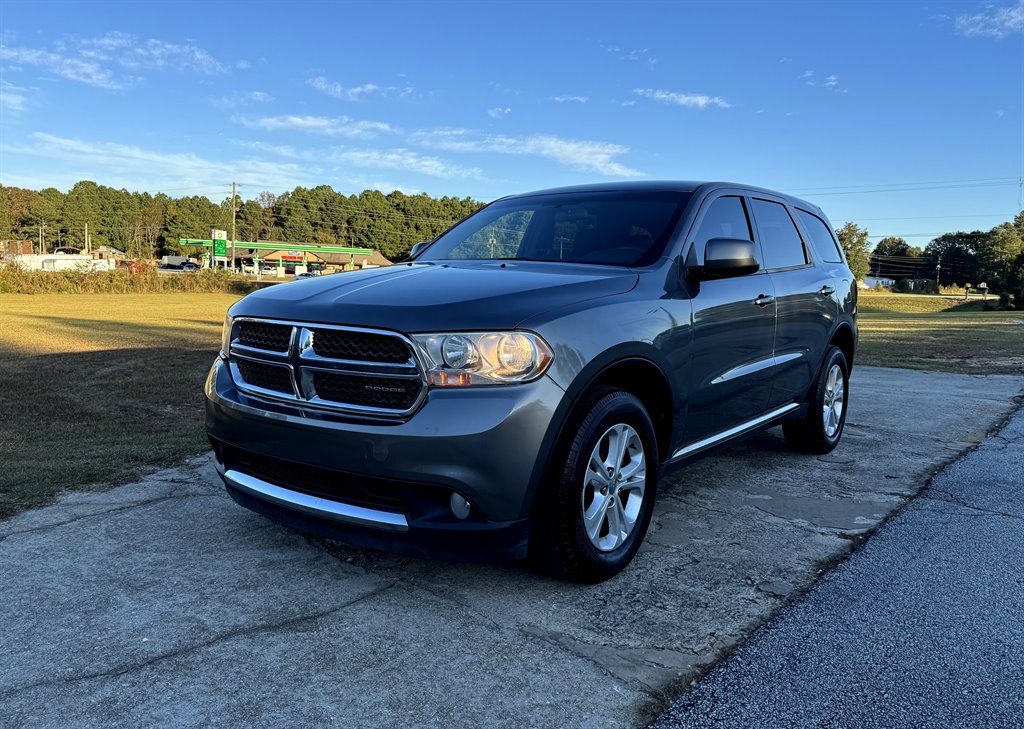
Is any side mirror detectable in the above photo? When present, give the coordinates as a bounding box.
[409,241,431,259]
[691,238,759,280]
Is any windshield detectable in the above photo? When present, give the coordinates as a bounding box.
[420,190,691,267]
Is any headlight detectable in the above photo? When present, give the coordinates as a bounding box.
[220,313,234,356]
[412,331,553,386]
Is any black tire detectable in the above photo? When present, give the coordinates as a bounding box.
[783,345,849,454]
[530,389,659,583]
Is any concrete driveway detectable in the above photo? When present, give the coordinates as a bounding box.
[2,366,1021,728]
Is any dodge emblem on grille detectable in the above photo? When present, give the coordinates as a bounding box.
[365,384,405,393]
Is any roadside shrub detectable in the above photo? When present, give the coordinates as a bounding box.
[999,292,1011,309]
[0,263,253,295]
[892,278,910,293]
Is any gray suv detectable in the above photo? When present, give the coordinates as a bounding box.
[206,181,856,582]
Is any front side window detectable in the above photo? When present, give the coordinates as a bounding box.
[692,196,753,263]
[751,199,808,270]
[422,191,691,267]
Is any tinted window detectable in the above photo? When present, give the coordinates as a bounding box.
[424,191,691,267]
[447,211,534,259]
[796,208,843,263]
[692,196,752,263]
[751,199,808,269]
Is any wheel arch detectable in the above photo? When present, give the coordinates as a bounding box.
[524,347,677,519]
[829,322,856,370]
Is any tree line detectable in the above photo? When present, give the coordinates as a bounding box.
[0,181,484,262]
[2,181,1022,303]
[835,213,1024,304]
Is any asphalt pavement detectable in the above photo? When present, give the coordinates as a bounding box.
[652,402,1024,729]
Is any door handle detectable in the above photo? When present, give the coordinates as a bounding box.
[818,285,835,296]
[753,294,775,307]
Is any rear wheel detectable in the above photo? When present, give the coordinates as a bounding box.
[530,389,658,583]
[783,345,849,454]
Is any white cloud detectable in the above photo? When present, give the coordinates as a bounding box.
[486,107,511,118]
[234,140,305,158]
[0,45,120,88]
[0,32,227,89]
[633,88,731,109]
[94,32,226,74]
[336,149,484,179]
[238,114,395,139]
[552,95,588,103]
[5,132,318,192]
[234,139,483,180]
[0,80,28,113]
[956,1,1024,38]
[412,129,643,177]
[236,60,251,70]
[824,74,839,88]
[306,76,416,101]
[605,45,657,65]
[211,90,273,109]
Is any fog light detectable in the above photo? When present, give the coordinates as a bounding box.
[449,493,471,520]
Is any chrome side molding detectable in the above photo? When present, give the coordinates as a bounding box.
[671,403,799,462]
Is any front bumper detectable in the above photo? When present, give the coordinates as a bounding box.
[205,357,565,560]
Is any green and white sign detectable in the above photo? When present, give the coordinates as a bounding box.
[213,239,228,257]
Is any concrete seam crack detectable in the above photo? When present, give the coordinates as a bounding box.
[516,626,662,698]
[0,580,400,700]
[0,492,219,544]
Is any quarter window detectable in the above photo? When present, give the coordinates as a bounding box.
[796,209,843,263]
[693,196,753,263]
[751,199,808,270]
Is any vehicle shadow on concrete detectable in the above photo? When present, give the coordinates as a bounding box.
[1,366,1020,728]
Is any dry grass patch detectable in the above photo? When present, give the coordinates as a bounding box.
[0,293,241,517]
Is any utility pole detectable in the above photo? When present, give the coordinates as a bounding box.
[38,222,46,255]
[84,222,89,255]
[231,181,238,272]
[935,257,941,292]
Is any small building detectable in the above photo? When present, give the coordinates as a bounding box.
[863,276,895,289]
[6,253,115,272]
[0,240,33,256]
[93,245,127,264]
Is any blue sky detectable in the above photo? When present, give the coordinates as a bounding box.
[1,0,1021,248]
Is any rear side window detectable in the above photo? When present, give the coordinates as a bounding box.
[796,209,843,264]
[751,199,808,270]
[692,196,753,262]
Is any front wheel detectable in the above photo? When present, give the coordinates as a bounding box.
[783,345,849,454]
[530,390,658,583]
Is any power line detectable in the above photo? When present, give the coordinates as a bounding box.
[804,181,1016,197]
[837,213,1014,222]
[787,176,1017,193]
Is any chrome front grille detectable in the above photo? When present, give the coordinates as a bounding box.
[227,318,424,416]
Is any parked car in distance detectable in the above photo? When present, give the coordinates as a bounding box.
[181,262,199,272]
[293,271,319,279]
[206,181,857,582]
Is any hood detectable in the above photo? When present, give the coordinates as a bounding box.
[232,261,638,332]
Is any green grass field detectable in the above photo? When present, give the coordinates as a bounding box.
[856,291,990,314]
[0,291,1020,518]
